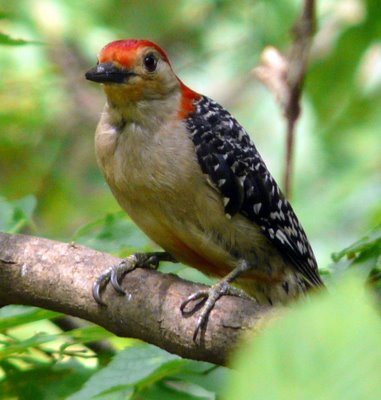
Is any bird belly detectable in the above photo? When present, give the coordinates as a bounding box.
[95,116,303,303]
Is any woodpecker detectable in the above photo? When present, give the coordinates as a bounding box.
[85,39,323,339]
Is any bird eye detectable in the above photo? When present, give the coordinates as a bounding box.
[143,53,157,72]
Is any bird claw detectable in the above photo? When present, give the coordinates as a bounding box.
[180,281,252,342]
[92,266,112,306]
[92,252,176,306]
[110,258,135,295]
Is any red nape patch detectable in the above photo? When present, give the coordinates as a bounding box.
[177,79,201,119]
[98,39,170,68]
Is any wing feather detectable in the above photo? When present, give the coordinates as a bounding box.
[185,96,323,287]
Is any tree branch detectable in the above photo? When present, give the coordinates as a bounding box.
[0,232,278,366]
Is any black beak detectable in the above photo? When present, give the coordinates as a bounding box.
[85,62,135,84]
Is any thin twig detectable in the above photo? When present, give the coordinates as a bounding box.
[284,0,316,198]
[253,0,316,198]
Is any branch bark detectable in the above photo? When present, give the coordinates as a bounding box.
[0,232,278,366]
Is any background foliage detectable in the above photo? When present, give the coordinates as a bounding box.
[0,0,380,398]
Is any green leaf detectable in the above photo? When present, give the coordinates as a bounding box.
[59,324,114,345]
[332,224,381,261]
[0,306,60,332]
[0,332,59,361]
[68,344,188,400]
[0,195,36,233]
[226,275,381,400]
[72,211,153,254]
[329,225,381,285]
[0,319,112,361]
[0,32,40,45]
[134,380,213,400]
[173,364,229,398]
[0,359,95,399]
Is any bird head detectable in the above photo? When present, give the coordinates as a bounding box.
[85,39,183,105]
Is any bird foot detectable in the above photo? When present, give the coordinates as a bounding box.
[180,280,253,342]
[92,251,176,306]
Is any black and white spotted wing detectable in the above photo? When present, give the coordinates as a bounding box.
[185,95,323,287]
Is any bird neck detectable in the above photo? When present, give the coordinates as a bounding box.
[104,89,181,130]
[103,79,200,128]
[177,79,201,119]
